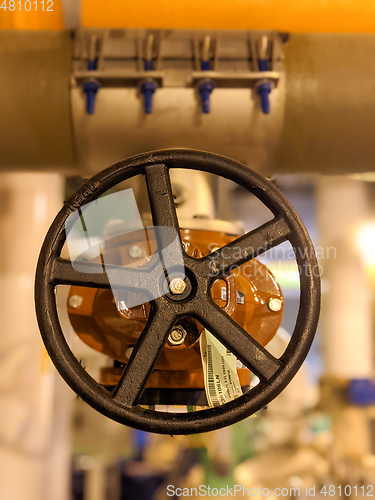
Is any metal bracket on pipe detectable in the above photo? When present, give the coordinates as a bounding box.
[71,29,284,91]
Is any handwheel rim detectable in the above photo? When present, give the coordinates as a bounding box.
[35,149,321,435]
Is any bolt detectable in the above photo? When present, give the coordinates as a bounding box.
[168,326,187,346]
[257,81,272,114]
[128,245,143,259]
[144,59,153,70]
[69,295,83,308]
[83,79,100,115]
[140,79,157,114]
[268,298,283,312]
[169,278,186,295]
[198,79,215,114]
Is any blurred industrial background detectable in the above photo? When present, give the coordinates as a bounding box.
[2,1,375,499]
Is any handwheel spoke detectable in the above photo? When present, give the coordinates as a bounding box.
[51,257,150,293]
[198,300,282,381]
[144,164,183,262]
[205,217,290,276]
[112,304,176,407]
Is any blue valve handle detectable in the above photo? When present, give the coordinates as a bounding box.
[140,80,157,114]
[132,429,149,461]
[256,81,272,115]
[258,59,268,71]
[144,60,153,71]
[83,80,100,115]
[83,59,99,114]
[257,59,271,114]
[141,60,156,113]
[198,79,214,114]
[348,379,375,406]
[87,59,97,71]
[198,60,214,113]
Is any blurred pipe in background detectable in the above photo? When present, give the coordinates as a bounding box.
[317,176,373,379]
[0,173,72,500]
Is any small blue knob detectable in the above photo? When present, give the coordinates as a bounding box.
[256,81,272,114]
[258,59,268,71]
[140,80,157,114]
[133,429,149,461]
[201,61,210,71]
[144,60,153,71]
[198,80,214,114]
[87,59,97,71]
[83,80,100,115]
[348,379,375,406]
[257,59,271,114]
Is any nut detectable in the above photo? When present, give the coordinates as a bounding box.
[128,245,143,259]
[169,278,186,295]
[268,298,283,312]
[168,326,187,346]
[69,295,83,309]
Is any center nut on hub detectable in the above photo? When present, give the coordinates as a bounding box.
[163,273,194,302]
[169,277,186,295]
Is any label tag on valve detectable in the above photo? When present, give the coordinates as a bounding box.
[200,330,243,407]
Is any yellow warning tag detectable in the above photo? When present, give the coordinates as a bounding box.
[200,329,243,407]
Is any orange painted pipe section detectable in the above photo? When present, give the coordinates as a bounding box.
[82,0,375,33]
[2,0,375,32]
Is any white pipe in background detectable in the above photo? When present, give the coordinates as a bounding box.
[317,176,373,379]
[0,172,72,500]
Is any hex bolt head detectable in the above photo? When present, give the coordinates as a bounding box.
[69,295,83,309]
[128,245,143,259]
[268,298,283,312]
[169,278,186,295]
[168,326,187,346]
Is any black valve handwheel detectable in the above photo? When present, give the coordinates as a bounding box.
[35,149,320,435]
